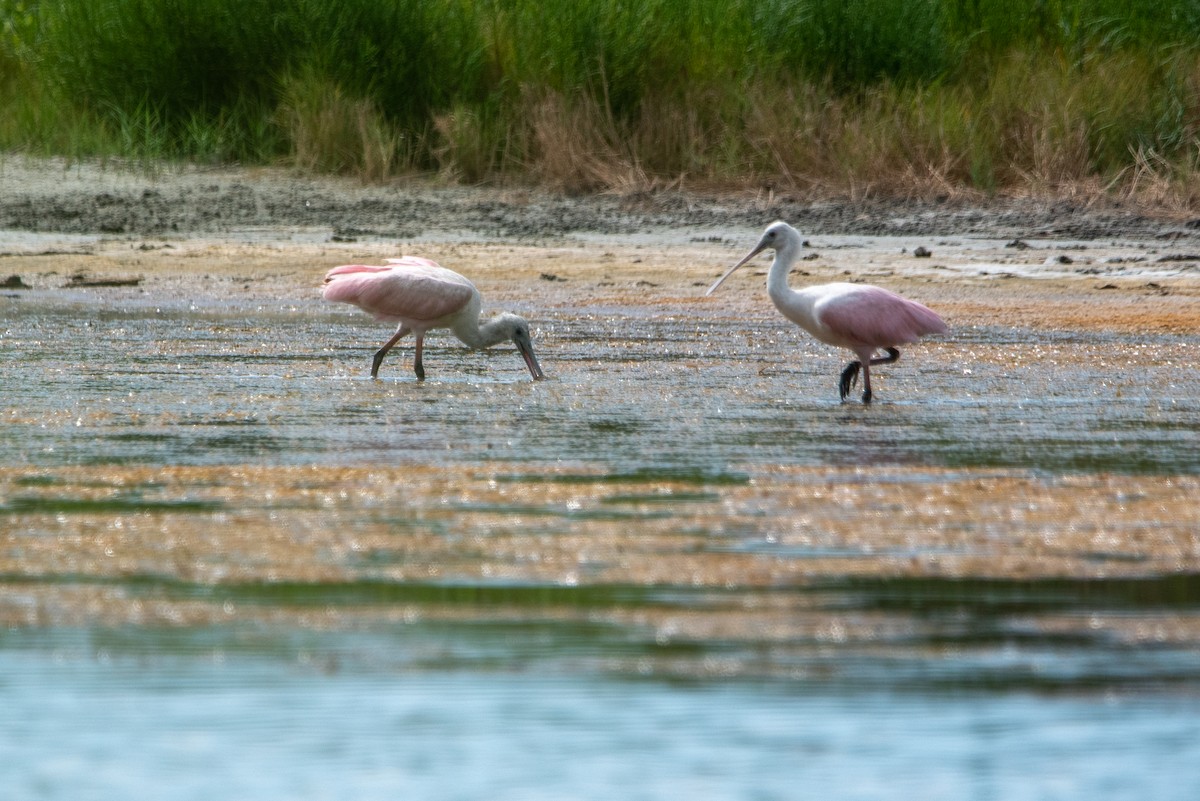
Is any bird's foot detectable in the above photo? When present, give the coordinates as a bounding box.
[838,362,861,401]
[414,365,426,382]
[862,388,873,404]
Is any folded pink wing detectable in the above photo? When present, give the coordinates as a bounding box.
[322,261,476,323]
[818,286,946,349]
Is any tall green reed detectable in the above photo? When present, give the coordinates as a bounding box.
[1,0,1198,199]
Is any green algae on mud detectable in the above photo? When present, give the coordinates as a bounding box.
[3,464,1198,637]
[4,467,1200,694]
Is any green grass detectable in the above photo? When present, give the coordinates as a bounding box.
[2,0,1199,201]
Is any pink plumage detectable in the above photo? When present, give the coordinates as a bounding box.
[815,284,947,351]
[322,260,475,324]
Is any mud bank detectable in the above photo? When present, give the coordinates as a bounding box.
[3,157,1199,242]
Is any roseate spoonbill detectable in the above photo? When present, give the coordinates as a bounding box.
[322,256,544,381]
[707,221,946,403]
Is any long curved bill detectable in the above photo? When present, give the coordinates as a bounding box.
[518,340,545,381]
[705,244,767,296]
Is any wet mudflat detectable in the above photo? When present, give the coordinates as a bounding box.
[3,173,1200,799]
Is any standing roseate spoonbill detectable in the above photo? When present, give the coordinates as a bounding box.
[707,221,946,403]
[322,256,544,381]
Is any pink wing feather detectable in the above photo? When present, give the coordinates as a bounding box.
[322,260,476,323]
[817,285,946,349]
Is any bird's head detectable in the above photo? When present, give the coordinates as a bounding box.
[489,313,545,381]
[754,221,798,253]
[706,221,800,296]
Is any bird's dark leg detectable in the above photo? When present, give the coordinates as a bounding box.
[371,326,410,379]
[841,349,900,403]
[413,335,426,381]
[370,349,388,378]
[870,347,901,367]
[839,361,861,401]
[861,348,900,403]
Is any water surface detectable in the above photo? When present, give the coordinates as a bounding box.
[3,242,1199,800]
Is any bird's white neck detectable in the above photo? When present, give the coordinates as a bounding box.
[457,314,511,350]
[766,236,804,306]
[764,234,827,335]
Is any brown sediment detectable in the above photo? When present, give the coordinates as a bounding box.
[2,464,1197,634]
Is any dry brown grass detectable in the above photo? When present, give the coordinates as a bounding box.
[263,47,1200,209]
[1114,145,1200,212]
[524,90,635,192]
[483,50,1200,206]
[278,70,411,181]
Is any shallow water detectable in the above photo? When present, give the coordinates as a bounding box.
[3,255,1200,799]
[4,297,1198,473]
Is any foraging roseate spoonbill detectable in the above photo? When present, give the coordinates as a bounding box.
[322,256,544,381]
[707,221,946,403]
